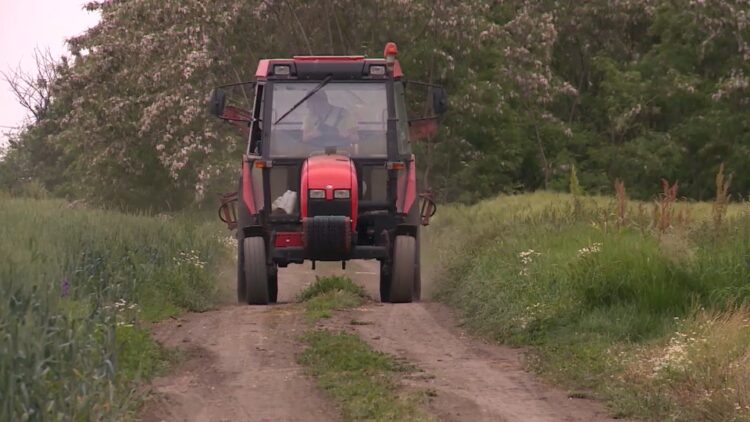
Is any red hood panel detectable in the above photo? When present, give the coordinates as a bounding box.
[305,155,353,190]
[300,154,358,229]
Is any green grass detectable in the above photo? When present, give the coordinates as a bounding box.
[115,325,176,382]
[0,198,228,420]
[298,276,366,321]
[298,330,431,421]
[297,275,366,301]
[297,277,430,420]
[425,192,750,420]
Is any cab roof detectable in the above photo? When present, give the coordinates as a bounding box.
[255,57,403,80]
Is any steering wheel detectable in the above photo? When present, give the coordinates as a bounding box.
[305,133,357,148]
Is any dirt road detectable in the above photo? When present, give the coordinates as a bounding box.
[142,260,614,422]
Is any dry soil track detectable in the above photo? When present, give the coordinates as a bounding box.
[142,261,615,422]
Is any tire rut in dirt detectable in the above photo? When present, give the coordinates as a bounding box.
[332,302,616,422]
[142,306,339,422]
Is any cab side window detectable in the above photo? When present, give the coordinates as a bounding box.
[248,84,265,155]
[394,82,411,156]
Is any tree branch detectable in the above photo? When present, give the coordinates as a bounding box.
[1,48,58,123]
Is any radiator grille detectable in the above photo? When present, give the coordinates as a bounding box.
[308,199,350,217]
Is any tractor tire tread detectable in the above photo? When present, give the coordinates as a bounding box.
[237,238,247,303]
[244,237,269,305]
[389,235,416,303]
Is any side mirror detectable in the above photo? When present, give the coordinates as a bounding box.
[409,118,439,141]
[431,87,447,115]
[208,88,227,117]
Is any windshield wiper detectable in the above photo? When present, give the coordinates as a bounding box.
[274,75,333,125]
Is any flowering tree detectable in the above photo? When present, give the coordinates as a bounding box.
[2,0,748,205]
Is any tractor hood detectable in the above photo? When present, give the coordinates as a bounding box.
[300,154,359,229]
[303,154,355,194]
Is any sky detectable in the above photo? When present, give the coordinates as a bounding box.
[0,0,100,146]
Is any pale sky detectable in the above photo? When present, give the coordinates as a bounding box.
[0,0,100,146]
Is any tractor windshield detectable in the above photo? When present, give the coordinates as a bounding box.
[269,82,388,158]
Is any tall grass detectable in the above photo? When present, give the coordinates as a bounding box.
[424,191,750,420]
[0,198,227,420]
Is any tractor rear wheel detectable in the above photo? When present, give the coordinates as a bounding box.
[268,265,278,304]
[243,237,269,305]
[237,237,247,303]
[389,235,416,303]
[414,232,422,302]
[379,261,391,303]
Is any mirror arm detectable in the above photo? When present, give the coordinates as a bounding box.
[403,80,443,89]
[408,116,441,124]
[217,80,257,90]
[220,117,254,124]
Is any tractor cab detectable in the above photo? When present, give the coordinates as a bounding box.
[211,43,445,305]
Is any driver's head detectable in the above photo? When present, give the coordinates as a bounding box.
[307,90,330,114]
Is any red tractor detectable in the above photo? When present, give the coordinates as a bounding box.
[210,43,445,305]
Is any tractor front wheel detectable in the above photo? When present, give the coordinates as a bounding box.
[237,237,246,303]
[268,264,278,304]
[243,237,269,305]
[379,261,391,303]
[389,235,416,303]
[414,231,422,302]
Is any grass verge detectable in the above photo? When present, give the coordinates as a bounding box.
[424,192,750,420]
[0,198,229,420]
[298,275,366,321]
[298,330,431,421]
[297,276,431,421]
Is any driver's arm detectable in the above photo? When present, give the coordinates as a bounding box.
[338,110,358,141]
[302,114,320,142]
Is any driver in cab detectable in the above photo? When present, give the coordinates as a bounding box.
[302,91,359,147]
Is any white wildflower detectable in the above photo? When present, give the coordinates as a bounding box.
[217,235,236,248]
[517,249,541,276]
[577,242,602,258]
[174,250,207,269]
[518,249,541,265]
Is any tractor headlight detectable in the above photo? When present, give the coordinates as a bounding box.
[333,189,350,199]
[273,65,291,76]
[309,189,325,199]
[369,65,386,76]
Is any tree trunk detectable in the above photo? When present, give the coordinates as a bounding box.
[534,123,550,190]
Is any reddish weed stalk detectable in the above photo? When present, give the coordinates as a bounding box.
[653,179,679,234]
[712,163,732,231]
[614,179,627,228]
[675,207,692,228]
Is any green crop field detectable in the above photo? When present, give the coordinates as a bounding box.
[0,198,229,420]
[425,191,750,420]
